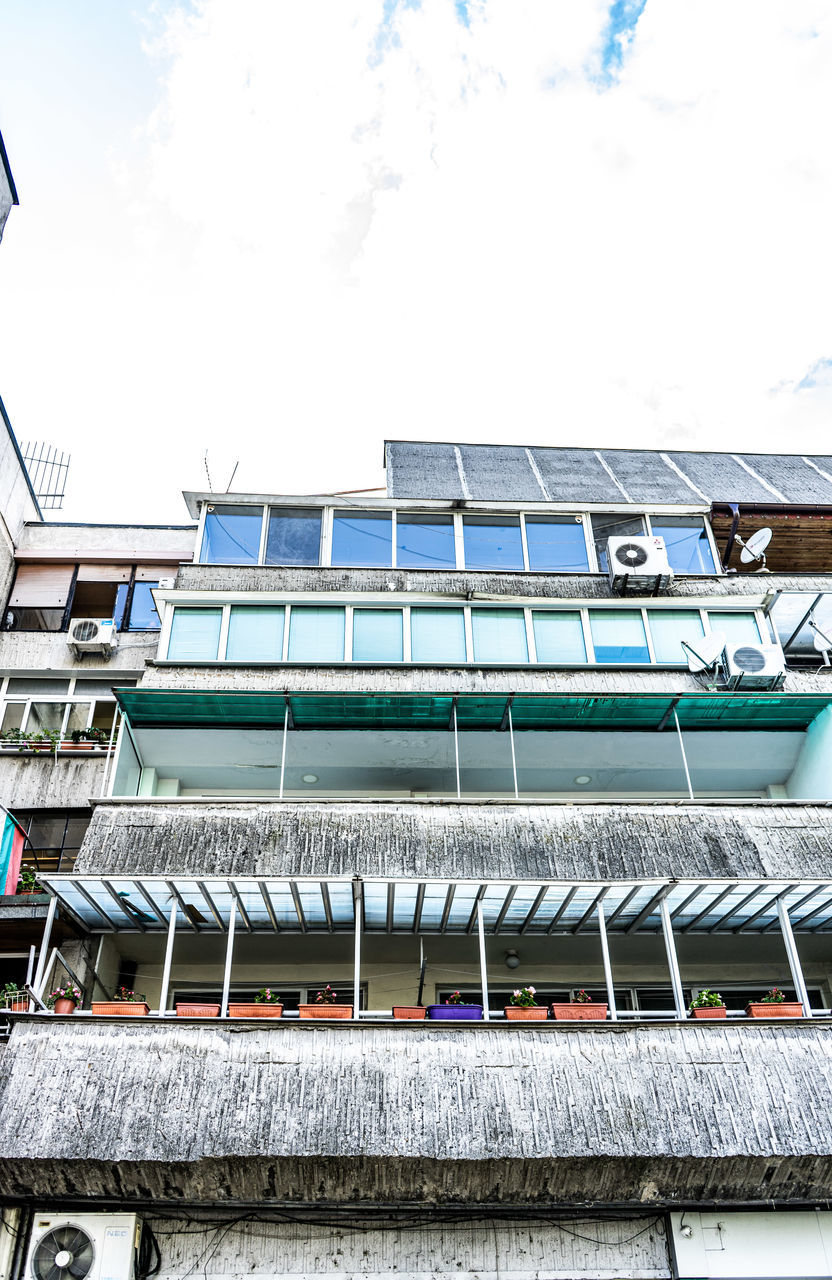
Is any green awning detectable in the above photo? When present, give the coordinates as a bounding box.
[114,688,832,733]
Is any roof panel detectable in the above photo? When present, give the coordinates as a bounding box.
[529,447,623,502]
[456,445,543,501]
[385,442,464,500]
[599,450,697,503]
[743,454,832,503]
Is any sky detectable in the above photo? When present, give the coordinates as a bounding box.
[0,0,831,524]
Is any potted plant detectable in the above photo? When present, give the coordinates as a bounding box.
[16,865,44,896]
[550,989,608,1021]
[48,983,82,1015]
[746,987,804,1019]
[689,989,727,1019]
[427,990,483,1021]
[229,987,284,1018]
[299,985,353,1019]
[0,728,31,751]
[176,1000,221,1017]
[65,727,109,750]
[505,986,547,1021]
[92,986,150,1016]
[393,1003,427,1019]
[27,727,61,754]
[1,982,28,1012]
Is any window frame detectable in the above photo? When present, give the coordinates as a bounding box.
[0,678,121,742]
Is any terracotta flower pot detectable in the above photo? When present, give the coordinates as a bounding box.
[505,1006,548,1020]
[8,998,28,1013]
[746,1002,804,1019]
[691,1005,727,1019]
[176,1003,220,1018]
[392,1006,427,1019]
[228,1003,283,1018]
[550,1003,607,1021]
[91,1001,150,1016]
[52,998,77,1015]
[62,741,93,751]
[298,1004,353,1019]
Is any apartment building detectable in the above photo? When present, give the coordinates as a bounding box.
[2,440,832,1279]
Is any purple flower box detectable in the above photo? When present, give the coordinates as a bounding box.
[427,1004,483,1021]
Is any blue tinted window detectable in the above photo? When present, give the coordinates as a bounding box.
[396,515,456,568]
[353,610,403,661]
[411,608,467,662]
[266,508,321,566]
[227,607,285,661]
[288,607,345,661]
[591,514,645,573]
[201,505,263,564]
[589,610,650,663]
[168,609,222,661]
[471,609,528,662]
[651,518,716,574]
[648,610,704,663]
[127,582,160,630]
[525,518,589,571]
[332,512,392,567]
[532,612,586,662]
[463,516,524,570]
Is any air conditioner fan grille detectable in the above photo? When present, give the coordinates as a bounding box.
[732,646,767,673]
[32,1226,95,1280]
[613,541,649,569]
[71,621,99,643]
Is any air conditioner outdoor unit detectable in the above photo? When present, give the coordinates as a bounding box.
[721,642,786,690]
[67,619,118,656]
[607,535,673,593]
[25,1213,141,1280]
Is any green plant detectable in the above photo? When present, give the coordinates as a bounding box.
[572,989,593,1004]
[47,982,82,1007]
[690,989,724,1010]
[1,982,23,1003]
[314,985,337,1005]
[70,726,109,745]
[16,865,43,895]
[760,986,786,1004]
[27,727,61,753]
[1,728,30,744]
[444,990,465,1005]
[113,986,146,1003]
[255,987,282,1004]
[509,985,538,1008]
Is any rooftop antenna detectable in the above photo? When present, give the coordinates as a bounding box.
[682,630,727,675]
[203,450,213,492]
[809,617,832,668]
[736,527,772,573]
[225,461,239,492]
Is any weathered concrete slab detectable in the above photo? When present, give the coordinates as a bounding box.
[78,800,832,881]
[1,1021,831,1205]
[0,751,106,811]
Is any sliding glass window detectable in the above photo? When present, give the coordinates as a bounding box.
[590,514,646,573]
[651,516,717,574]
[266,508,322,566]
[353,609,403,662]
[227,606,285,661]
[532,611,586,662]
[332,511,392,567]
[411,608,467,663]
[288,607,346,661]
[200,505,263,565]
[648,610,705,663]
[589,610,650,663]
[462,516,524,571]
[168,608,223,661]
[711,612,761,644]
[396,514,456,568]
[525,517,589,571]
[471,608,528,663]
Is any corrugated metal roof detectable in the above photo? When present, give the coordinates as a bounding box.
[385,441,832,505]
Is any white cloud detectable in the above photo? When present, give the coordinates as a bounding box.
[1,0,832,521]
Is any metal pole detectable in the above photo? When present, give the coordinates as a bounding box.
[158,899,177,1017]
[220,902,237,1017]
[777,898,811,1016]
[597,900,617,1021]
[32,897,58,998]
[100,706,121,797]
[507,704,519,800]
[660,897,685,1018]
[279,703,289,800]
[353,879,362,1019]
[453,702,461,800]
[673,709,694,801]
[476,899,490,1021]
[35,947,58,1002]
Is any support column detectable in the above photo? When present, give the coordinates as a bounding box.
[660,897,685,1018]
[777,898,811,1015]
[453,701,461,800]
[477,900,490,1021]
[673,709,695,801]
[220,902,237,1017]
[279,702,289,800]
[158,900,177,1018]
[508,704,519,800]
[32,896,58,999]
[597,900,617,1021]
[353,879,363,1019]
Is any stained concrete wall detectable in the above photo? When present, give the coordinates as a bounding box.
[0,752,106,811]
[0,629,156,676]
[15,523,196,558]
[2,1020,832,1204]
[77,799,832,881]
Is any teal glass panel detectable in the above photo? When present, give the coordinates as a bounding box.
[709,612,762,644]
[588,610,650,663]
[167,608,222,661]
[471,609,528,663]
[410,608,466,663]
[226,606,285,662]
[648,610,705,663]
[352,609,404,662]
[532,611,586,663]
[288,607,345,661]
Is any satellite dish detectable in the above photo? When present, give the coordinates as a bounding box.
[811,621,832,653]
[683,630,727,674]
[738,527,772,567]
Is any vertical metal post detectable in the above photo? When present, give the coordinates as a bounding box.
[673,709,695,801]
[597,900,617,1021]
[453,701,461,800]
[279,702,289,800]
[477,899,490,1021]
[220,902,237,1018]
[660,897,685,1018]
[353,879,363,1019]
[100,706,121,797]
[158,900,177,1018]
[777,898,811,1016]
[32,897,58,998]
[507,704,519,800]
